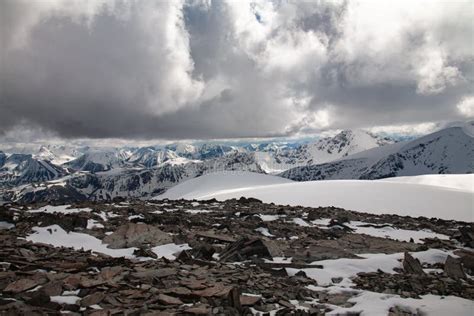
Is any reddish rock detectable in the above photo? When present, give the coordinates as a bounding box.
[157,294,183,305]
[4,279,41,293]
[240,295,262,306]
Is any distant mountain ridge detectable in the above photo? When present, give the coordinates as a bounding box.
[280,123,474,181]
[255,130,395,173]
[0,153,67,187]
[1,124,471,204]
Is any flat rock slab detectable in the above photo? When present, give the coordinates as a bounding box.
[4,279,42,293]
[103,223,172,248]
[157,294,183,305]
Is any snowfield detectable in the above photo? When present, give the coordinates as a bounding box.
[157,172,474,222]
[157,171,292,200]
[379,174,474,193]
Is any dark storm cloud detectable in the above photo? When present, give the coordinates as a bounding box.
[1,0,473,141]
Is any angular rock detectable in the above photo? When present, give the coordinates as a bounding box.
[185,305,211,315]
[62,274,81,290]
[133,247,158,259]
[278,299,294,309]
[331,277,343,284]
[227,287,241,311]
[103,223,172,248]
[238,197,262,204]
[454,249,474,274]
[193,284,232,297]
[37,213,88,232]
[219,237,275,262]
[165,287,192,296]
[180,279,207,290]
[457,225,474,248]
[444,255,466,279]
[131,268,176,281]
[240,295,261,306]
[192,244,215,260]
[157,294,183,305]
[402,252,425,275]
[39,281,63,296]
[81,291,106,307]
[99,266,123,280]
[4,279,41,293]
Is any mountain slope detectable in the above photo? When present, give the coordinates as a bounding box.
[256,130,395,173]
[280,124,474,181]
[64,150,131,172]
[126,147,188,168]
[34,145,79,165]
[0,153,68,187]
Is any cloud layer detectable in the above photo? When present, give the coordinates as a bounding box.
[1,0,473,140]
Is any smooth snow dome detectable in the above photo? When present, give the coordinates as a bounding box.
[157,171,293,200]
[379,174,474,193]
[157,172,474,222]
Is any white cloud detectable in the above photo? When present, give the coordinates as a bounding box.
[415,49,462,95]
[332,0,470,92]
[3,0,203,116]
[457,96,474,117]
[1,0,473,140]
[368,122,439,136]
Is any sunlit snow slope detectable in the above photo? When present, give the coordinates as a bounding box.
[157,172,473,222]
[379,174,474,193]
[157,171,293,200]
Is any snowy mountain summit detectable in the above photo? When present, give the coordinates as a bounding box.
[301,129,395,164]
[256,130,395,173]
[281,123,474,181]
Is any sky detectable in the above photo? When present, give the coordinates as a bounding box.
[1,0,473,144]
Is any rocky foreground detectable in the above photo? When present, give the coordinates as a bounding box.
[0,198,473,315]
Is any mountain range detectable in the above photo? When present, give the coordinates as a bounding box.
[1,122,472,204]
[280,123,474,181]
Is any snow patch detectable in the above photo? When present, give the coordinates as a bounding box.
[0,221,14,229]
[26,225,136,258]
[292,218,311,227]
[151,243,191,260]
[255,227,274,237]
[86,219,104,229]
[50,295,81,305]
[26,225,190,260]
[287,249,453,286]
[28,205,92,214]
[328,291,474,316]
[348,221,450,243]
